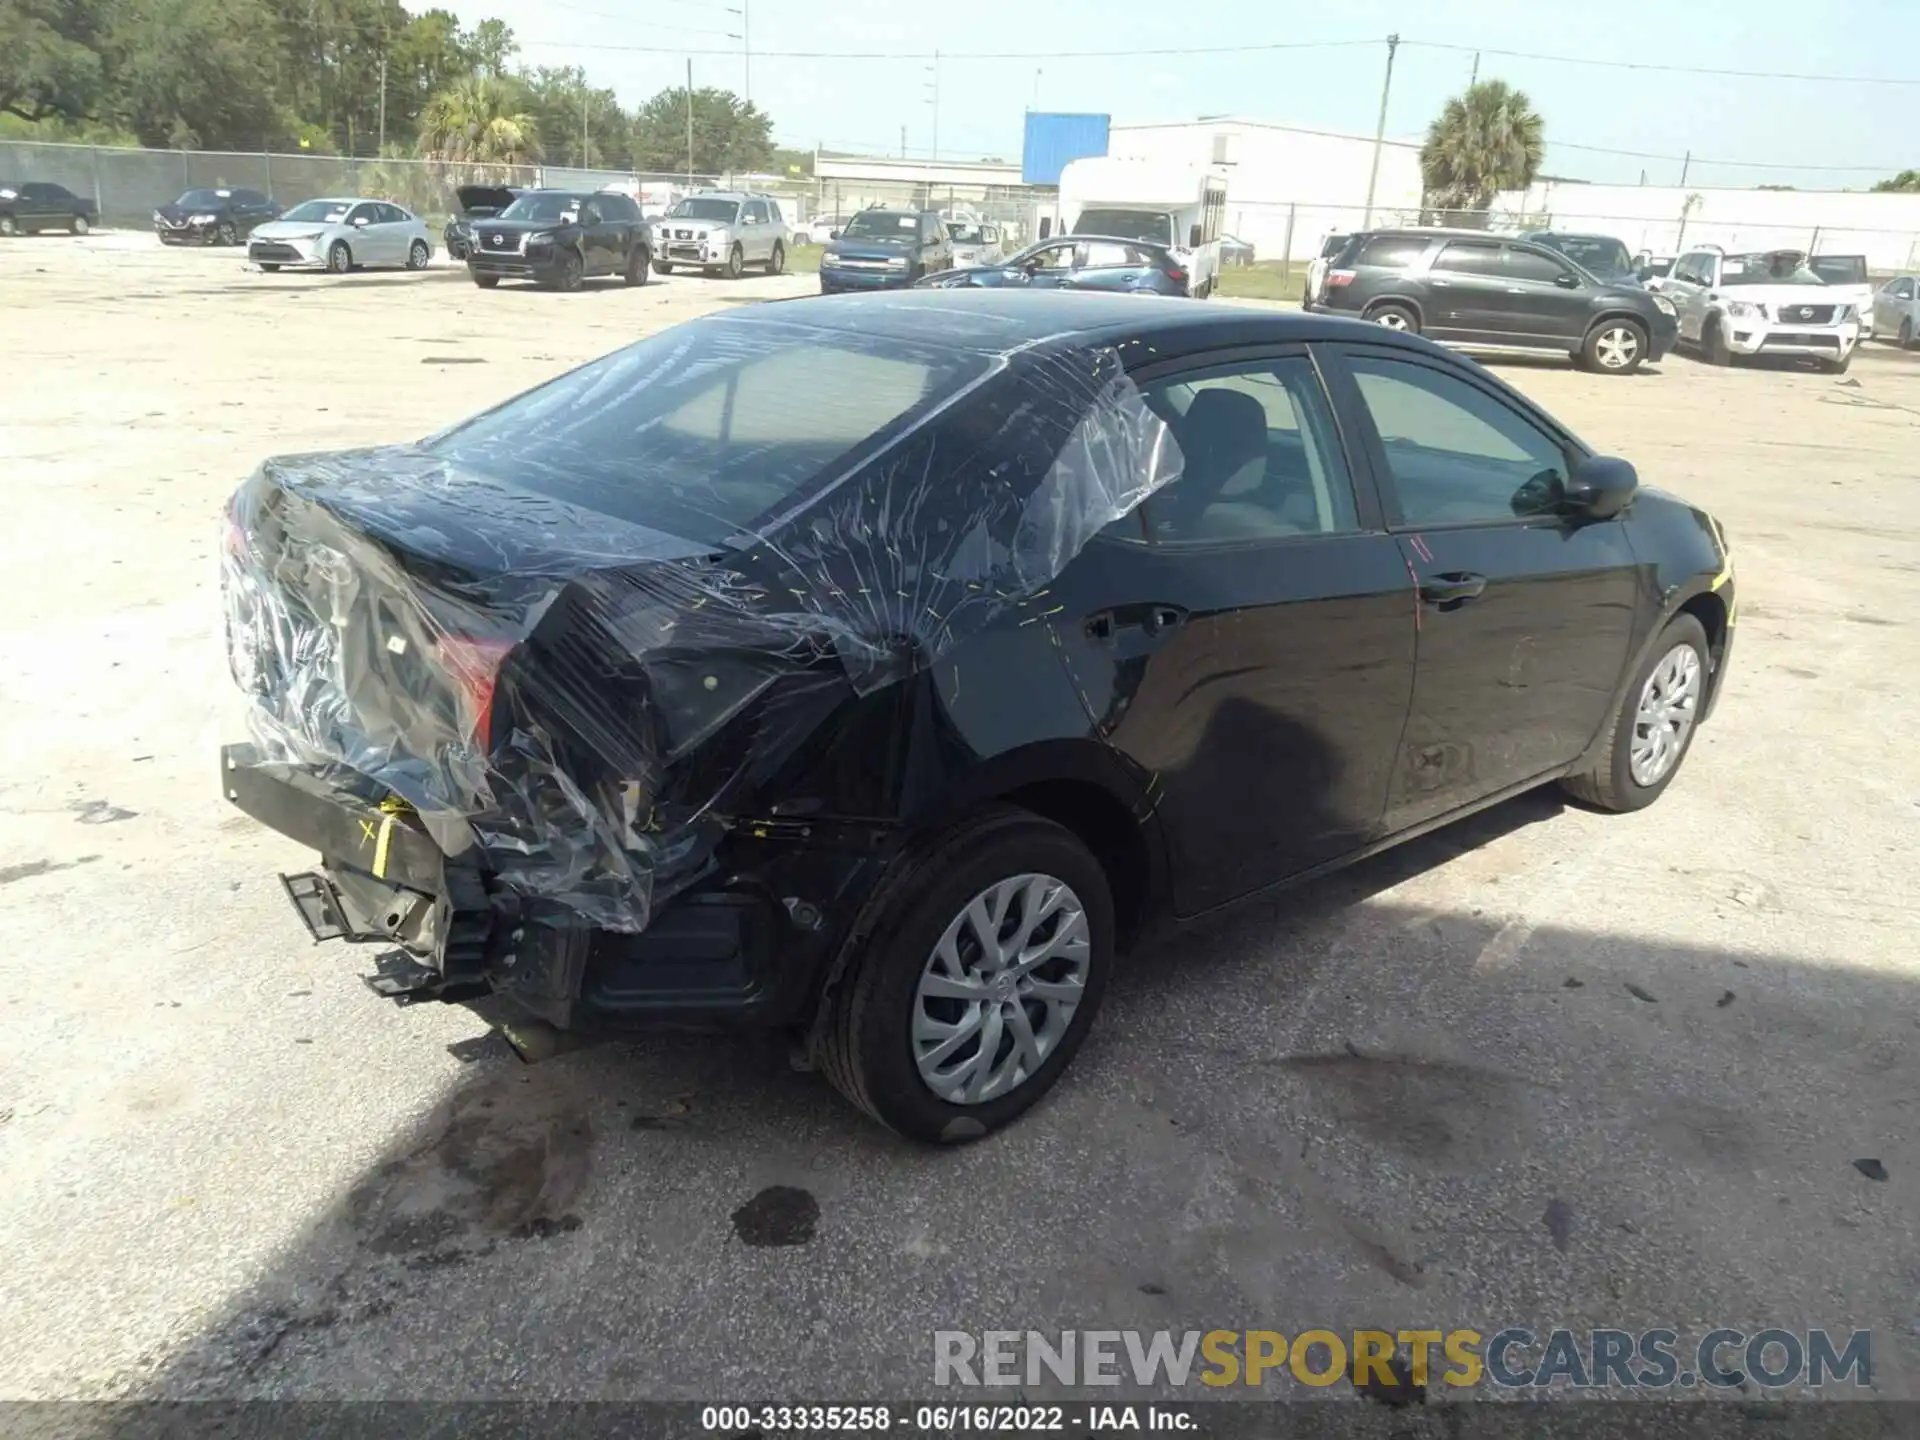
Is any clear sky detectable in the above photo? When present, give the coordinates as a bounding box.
[449,0,1917,191]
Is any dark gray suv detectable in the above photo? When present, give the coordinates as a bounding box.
[1314,228,1680,375]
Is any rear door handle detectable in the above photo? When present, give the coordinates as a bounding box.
[1084,604,1188,642]
[1419,571,1488,606]
[1145,603,1187,635]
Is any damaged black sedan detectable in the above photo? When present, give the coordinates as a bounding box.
[222,292,1736,1142]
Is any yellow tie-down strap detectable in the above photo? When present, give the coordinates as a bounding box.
[368,795,415,880]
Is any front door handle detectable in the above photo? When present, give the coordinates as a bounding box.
[1419,571,1488,607]
[1145,603,1187,635]
[1084,603,1188,642]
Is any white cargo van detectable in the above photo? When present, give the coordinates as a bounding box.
[1057,157,1227,298]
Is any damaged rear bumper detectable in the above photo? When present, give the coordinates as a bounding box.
[221,742,882,1032]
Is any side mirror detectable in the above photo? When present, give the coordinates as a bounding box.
[1188,223,1203,249]
[351,215,370,227]
[828,229,840,240]
[1563,456,1639,520]
[1553,271,1581,289]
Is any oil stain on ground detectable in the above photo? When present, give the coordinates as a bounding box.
[731,1185,820,1246]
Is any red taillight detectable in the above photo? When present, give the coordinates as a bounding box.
[1164,264,1188,286]
[435,636,514,750]
[222,496,247,559]
[1326,269,1356,288]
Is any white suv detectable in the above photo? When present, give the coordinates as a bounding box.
[1662,246,1862,372]
[654,191,788,279]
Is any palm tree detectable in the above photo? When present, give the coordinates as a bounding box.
[416,74,542,173]
[1419,80,1545,219]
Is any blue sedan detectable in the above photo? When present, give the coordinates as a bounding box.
[915,235,1193,297]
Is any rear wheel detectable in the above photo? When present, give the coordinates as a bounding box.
[326,240,351,274]
[725,243,744,279]
[1702,315,1732,366]
[814,806,1113,1143]
[624,245,650,285]
[406,239,430,270]
[0,215,18,237]
[1582,317,1648,375]
[766,241,785,275]
[1367,301,1419,333]
[1562,614,1710,813]
[71,214,90,236]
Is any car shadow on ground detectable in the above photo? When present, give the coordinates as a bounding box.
[100,780,1919,1407]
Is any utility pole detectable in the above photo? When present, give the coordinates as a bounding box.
[581,68,590,168]
[1361,33,1400,229]
[686,59,695,184]
[1469,51,1479,86]
[900,124,906,159]
[1679,150,1691,185]
[377,55,388,153]
[926,51,941,163]
[1032,69,1042,109]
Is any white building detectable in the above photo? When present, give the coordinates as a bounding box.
[1492,181,1920,272]
[1103,118,1427,262]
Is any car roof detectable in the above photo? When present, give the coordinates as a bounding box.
[730,288,1439,359]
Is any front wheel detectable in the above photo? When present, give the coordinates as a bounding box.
[71,214,90,236]
[545,249,584,292]
[1899,317,1913,350]
[326,241,351,274]
[0,215,18,237]
[1582,318,1648,375]
[1702,316,1733,366]
[624,246,650,285]
[406,240,430,270]
[1367,301,1419,333]
[1562,613,1710,813]
[814,806,1113,1143]
[471,272,499,288]
[765,241,785,275]
[725,243,744,279]
[1820,349,1853,374]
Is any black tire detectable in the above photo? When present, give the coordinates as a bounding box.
[624,245,650,285]
[259,263,280,273]
[1581,316,1649,375]
[1366,300,1419,334]
[71,214,90,236]
[326,240,351,275]
[0,214,18,237]
[471,272,499,288]
[1820,349,1853,374]
[766,241,785,275]
[653,259,673,275]
[725,243,744,279]
[1301,285,1312,307]
[814,805,1114,1143]
[1900,317,1913,350]
[406,239,429,270]
[1702,315,1732,366]
[1561,613,1710,814]
[545,248,584,292]
[217,220,237,246]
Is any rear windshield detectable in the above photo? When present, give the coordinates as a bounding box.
[1072,208,1174,246]
[1320,233,1350,258]
[1809,255,1868,286]
[425,318,991,544]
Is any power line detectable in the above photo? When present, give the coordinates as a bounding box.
[519,36,1381,60]
[1400,39,1920,87]
[1546,139,1903,174]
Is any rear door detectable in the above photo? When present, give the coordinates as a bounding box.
[377,203,414,264]
[1066,239,1160,292]
[1874,276,1912,335]
[1043,347,1416,914]
[1325,344,1640,829]
[1425,239,1508,340]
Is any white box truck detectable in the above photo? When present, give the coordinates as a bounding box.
[1057,157,1228,298]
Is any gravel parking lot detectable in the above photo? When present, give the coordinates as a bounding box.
[1,232,1916,1408]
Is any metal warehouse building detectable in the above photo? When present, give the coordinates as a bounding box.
[1103,118,1428,263]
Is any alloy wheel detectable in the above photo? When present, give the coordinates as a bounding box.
[911,873,1090,1106]
[1629,642,1702,787]
[1594,325,1640,370]
[1374,310,1411,330]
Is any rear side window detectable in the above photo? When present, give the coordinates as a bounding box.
[1082,240,1155,268]
[1433,241,1503,276]
[427,317,990,544]
[1320,233,1349,259]
[1354,235,1430,270]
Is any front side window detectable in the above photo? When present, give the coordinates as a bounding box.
[1504,246,1575,284]
[1136,358,1359,544]
[1889,278,1914,300]
[1345,355,1571,526]
[1023,242,1076,272]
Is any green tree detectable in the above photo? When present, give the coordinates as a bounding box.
[1418,79,1545,214]
[388,10,481,139]
[519,66,628,168]
[108,0,286,148]
[417,72,540,168]
[631,86,772,174]
[1871,169,1920,193]
[0,0,110,123]
[466,19,516,78]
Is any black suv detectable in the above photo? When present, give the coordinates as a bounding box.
[1316,229,1679,375]
[467,189,653,291]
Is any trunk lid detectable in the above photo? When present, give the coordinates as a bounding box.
[456,184,520,218]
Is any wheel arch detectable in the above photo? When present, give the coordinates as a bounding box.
[1362,293,1425,328]
[1587,308,1651,339]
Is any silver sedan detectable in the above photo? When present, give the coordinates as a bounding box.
[1870,274,1920,348]
[246,198,434,275]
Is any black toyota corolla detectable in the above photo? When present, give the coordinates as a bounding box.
[221,292,1735,1142]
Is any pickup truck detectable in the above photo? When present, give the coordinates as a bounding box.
[0,181,98,237]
